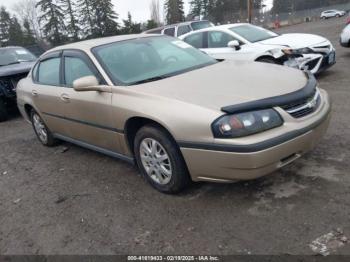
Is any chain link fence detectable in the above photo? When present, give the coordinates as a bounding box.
[217,2,350,29]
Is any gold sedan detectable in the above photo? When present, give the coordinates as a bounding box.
[17,35,331,193]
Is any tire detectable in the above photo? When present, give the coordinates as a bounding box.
[134,125,191,194]
[0,97,8,122]
[336,14,340,18]
[30,110,58,147]
[257,57,277,64]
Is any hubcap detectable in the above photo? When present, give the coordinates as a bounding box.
[33,113,48,143]
[139,138,172,185]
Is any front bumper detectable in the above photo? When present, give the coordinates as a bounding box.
[287,51,336,74]
[180,92,331,183]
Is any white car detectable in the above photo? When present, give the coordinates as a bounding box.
[321,10,346,19]
[340,24,350,47]
[179,23,336,74]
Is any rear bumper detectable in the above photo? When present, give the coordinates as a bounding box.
[180,104,331,183]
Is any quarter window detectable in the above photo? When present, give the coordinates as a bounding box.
[164,27,175,36]
[38,58,61,86]
[184,32,205,49]
[64,57,95,87]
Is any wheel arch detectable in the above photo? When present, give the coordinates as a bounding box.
[124,116,179,156]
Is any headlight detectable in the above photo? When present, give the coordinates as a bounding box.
[282,47,313,55]
[212,109,283,138]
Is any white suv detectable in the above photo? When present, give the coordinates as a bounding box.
[321,10,346,19]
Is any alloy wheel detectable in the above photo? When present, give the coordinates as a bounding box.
[139,138,172,185]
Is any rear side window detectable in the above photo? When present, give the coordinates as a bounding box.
[184,32,205,48]
[64,57,95,87]
[38,58,61,86]
[164,27,175,36]
[177,25,191,37]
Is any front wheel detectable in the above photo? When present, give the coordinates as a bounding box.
[134,125,190,194]
[0,98,8,122]
[31,110,58,147]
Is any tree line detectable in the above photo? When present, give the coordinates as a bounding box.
[0,0,160,48]
[0,0,349,49]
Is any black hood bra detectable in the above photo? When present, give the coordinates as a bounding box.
[221,71,317,114]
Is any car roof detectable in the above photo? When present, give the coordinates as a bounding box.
[47,34,160,53]
[143,20,211,33]
[180,23,250,36]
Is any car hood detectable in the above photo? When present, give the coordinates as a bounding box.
[131,60,308,112]
[0,61,35,77]
[259,33,328,49]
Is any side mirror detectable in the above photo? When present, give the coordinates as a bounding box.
[228,40,241,50]
[73,76,107,92]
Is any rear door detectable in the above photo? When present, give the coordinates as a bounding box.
[60,50,121,152]
[31,51,70,136]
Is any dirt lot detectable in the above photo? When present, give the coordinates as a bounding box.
[1,18,350,255]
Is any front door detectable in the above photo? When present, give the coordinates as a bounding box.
[60,50,121,152]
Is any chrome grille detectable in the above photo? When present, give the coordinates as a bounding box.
[281,89,321,118]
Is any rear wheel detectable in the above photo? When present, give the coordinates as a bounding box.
[134,125,190,194]
[31,110,57,147]
[0,97,8,122]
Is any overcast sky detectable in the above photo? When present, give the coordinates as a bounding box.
[0,0,272,23]
[0,0,191,23]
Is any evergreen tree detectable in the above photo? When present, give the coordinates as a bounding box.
[190,0,203,19]
[164,0,185,24]
[121,12,141,34]
[36,0,67,46]
[146,20,158,30]
[60,0,80,41]
[0,7,11,46]
[77,0,94,38]
[92,0,119,37]
[23,18,36,46]
[8,16,25,46]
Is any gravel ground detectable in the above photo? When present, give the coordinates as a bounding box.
[0,18,350,255]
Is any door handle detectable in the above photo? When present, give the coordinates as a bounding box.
[32,90,38,97]
[60,94,70,103]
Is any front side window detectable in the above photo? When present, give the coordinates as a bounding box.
[184,32,205,49]
[164,27,175,36]
[230,24,278,43]
[93,36,216,85]
[177,25,191,36]
[64,57,95,87]
[208,31,235,48]
[38,58,61,86]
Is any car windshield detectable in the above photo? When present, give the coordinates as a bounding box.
[191,21,214,31]
[0,48,37,66]
[229,24,278,43]
[93,36,217,85]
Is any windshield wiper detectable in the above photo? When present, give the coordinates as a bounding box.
[1,61,20,66]
[129,75,170,85]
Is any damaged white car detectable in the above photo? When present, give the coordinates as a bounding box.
[179,23,336,74]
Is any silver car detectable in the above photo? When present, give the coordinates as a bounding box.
[340,24,350,47]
